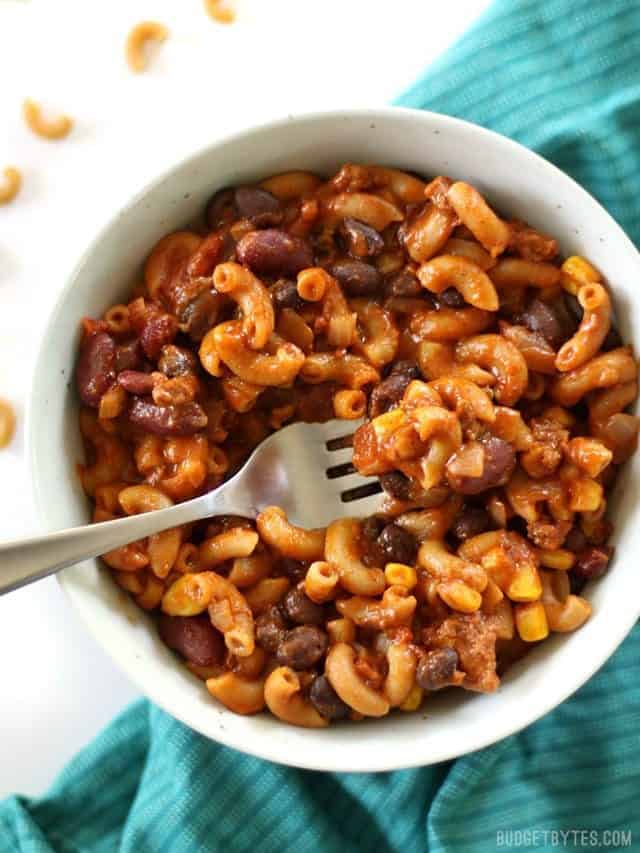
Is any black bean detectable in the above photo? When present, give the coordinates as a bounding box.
[270,278,302,311]
[563,526,588,553]
[376,523,417,565]
[563,292,584,327]
[452,507,490,541]
[276,626,328,670]
[180,290,224,342]
[379,471,413,501]
[255,605,287,655]
[282,587,325,625]
[340,218,384,258]
[361,515,384,542]
[390,361,421,380]
[384,270,422,298]
[205,188,236,230]
[416,648,459,691]
[309,675,350,720]
[602,326,623,351]
[515,298,569,349]
[568,572,587,595]
[368,369,417,418]
[330,259,382,296]
[437,288,465,308]
[279,558,307,584]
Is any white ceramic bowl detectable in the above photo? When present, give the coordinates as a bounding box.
[28,108,640,772]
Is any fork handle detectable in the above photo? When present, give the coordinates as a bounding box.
[0,494,225,596]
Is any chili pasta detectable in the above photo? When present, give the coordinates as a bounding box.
[75,164,639,727]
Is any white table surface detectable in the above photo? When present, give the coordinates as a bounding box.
[0,0,490,798]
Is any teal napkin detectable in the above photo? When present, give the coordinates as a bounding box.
[3,1,640,850]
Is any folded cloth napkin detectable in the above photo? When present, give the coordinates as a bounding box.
[3,0,640,850]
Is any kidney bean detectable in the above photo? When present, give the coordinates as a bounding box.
[279,558,307,584]
[340,217,384,258]
[330,259,382,296]
[128,398,207,436]
[282,587,324,625]
[234,187,283,227]
[379,470,413,501]
[416,648,459,691]
[158,344,198,377]
[572,546,614,580]
[115,339,142,373]
[117,370,155,395]
[255,605,287,655]
[376,523,417,565]
[276,625,328,670]
[437,287,466,308]
[368,365,419,418]
[452,507,490,541]
[309,674,350,720]
[205,187,236,230]
[446,436,516,495]
[515,298,568,350]
[236,229,313,277]
[384,269,422,298]
[158,613,224,666]
[76,331,117,407]
[140,312,178,360]
[270,278,302,311]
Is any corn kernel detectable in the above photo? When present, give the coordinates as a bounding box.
[539,549,575,571]
[437,580,482,613]
[399,683,424,712]
[507,563,542,602]
[568,478,603,513]
[515,601,549,642]
[385,562,417,590]
[561,255,601,285]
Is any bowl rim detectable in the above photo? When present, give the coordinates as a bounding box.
[26,106,640,771]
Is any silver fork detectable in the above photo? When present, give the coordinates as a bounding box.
[0,420,382,596]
